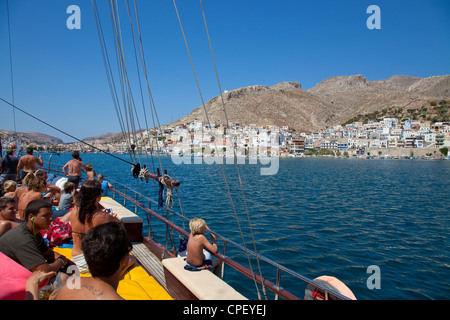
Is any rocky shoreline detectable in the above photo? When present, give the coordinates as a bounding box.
[286,146,448,159]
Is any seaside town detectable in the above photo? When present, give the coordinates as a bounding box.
[12,117,450,160]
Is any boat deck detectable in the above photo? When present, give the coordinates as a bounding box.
[131,241,168,292]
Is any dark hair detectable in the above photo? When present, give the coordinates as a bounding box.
[24,199,52,220]
[26,147,34,154]
[63,181,75,193]
[81,222,130,277]
[0,197,15,210]
[76,180,102,225]
[72,151,80,159]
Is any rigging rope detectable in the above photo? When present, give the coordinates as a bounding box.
[159,174,174,209]
[0,97,133,166]
[93,1,188,251]
[172,0,267,299]
[124,0,155,181]
[93,0,151,201]
[6,0,16,133]
[130,0,184,205]
[199,0,268,300]
[92,0,134,164]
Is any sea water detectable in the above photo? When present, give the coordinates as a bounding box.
[43,153,450,300]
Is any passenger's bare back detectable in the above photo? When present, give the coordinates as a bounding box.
[17,154,43,173]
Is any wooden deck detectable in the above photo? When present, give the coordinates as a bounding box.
[131,241,168,292]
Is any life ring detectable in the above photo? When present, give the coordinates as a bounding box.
[304,275,356,300]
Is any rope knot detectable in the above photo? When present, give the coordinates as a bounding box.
[158,174,174,208]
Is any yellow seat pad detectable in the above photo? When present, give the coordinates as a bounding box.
[53,247,172,300]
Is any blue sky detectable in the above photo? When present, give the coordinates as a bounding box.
[1,0,449,142]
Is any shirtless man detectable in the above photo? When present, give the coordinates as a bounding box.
[16,147,43,181]
[49,222,132,300]
[186,218,221,275]
[0,198,22,237]
[62,151,87,189]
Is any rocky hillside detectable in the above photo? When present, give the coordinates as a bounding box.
[171,81,339,132]
[171,74,450,132]
[82,132,124,143]
[0,130,63,145]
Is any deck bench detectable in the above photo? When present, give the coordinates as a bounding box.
[162,256,247,300]
[99,197,143,242]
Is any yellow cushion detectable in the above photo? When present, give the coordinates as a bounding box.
[53,247,172,300]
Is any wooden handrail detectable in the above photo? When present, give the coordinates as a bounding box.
[112,186,301,300]
[39,164,349,300]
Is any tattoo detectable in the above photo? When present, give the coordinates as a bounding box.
[82,284,104,296]
[48,285,63,300]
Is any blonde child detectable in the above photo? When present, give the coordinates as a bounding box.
[185,218,221,275]
[2,180,17,198]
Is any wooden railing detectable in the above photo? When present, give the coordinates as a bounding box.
[40,162,350,300]
[105,179,350,301]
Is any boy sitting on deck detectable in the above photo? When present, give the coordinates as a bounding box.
[58,181,75,211]
[185,218,221,276]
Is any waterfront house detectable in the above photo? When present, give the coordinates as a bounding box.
[436,134,445,147]
[320,139,337,150]
[337,139,349,152]
[290,138,305,154]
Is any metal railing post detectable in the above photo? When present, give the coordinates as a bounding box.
[135,192,138,214]
[275,268,282,300]
[221,240,227,280]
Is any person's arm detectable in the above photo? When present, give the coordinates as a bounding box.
[31,250,68,273]
[0,221,12,237]
[16,158,23,173]
[31,259,65,273]
[205,223,217,245]
[202,235,218,254]
[36,155,43,166]
[25,270,57,300]
[46,183,61,193]
[94,211,120,225]
[62,163,68,175]
[42,248,65,262]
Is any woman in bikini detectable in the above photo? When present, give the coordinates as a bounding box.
[69,180,135,274]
